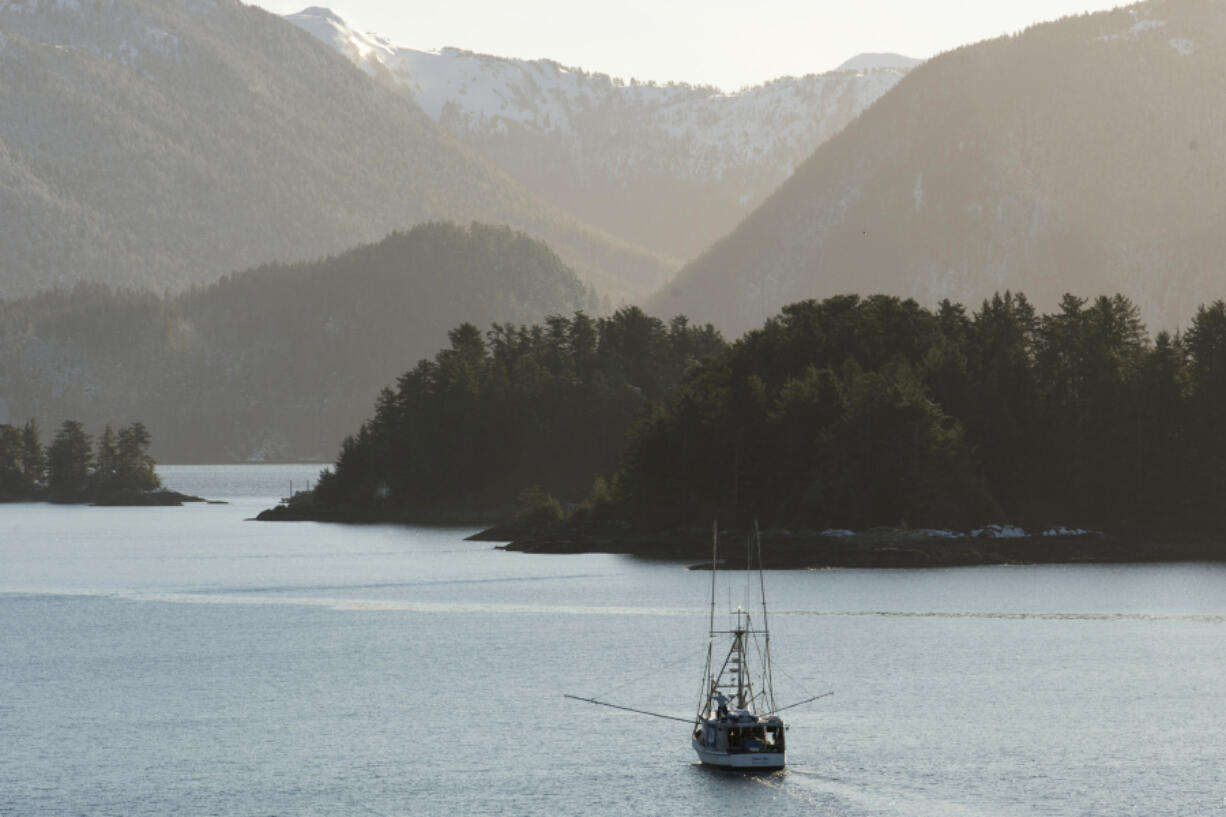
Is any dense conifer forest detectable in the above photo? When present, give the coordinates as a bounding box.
[312,307,723,519]
[0,419,161,503]
[310,292,1226,540]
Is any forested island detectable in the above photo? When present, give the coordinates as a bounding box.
[0,419,198,505]
[262,292,1226,566]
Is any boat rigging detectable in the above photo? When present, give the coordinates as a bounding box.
[565,521,831,769]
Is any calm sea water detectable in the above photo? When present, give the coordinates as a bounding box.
[2,464,1225,816]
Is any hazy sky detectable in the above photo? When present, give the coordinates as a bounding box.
[252,1,1124,90]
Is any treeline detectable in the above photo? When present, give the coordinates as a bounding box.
[315,292,1226,538]
[313,307,723,517]
[617,293,1223,534]
[0,420,159,502]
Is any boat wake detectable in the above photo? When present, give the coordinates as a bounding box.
[779,766,1018,817]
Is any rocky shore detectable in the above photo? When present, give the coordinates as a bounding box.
[91,489,210,506]
[4,488,211,506]
[255,495,1224,568]
[255,494,506,526]
[476,522,1225,569]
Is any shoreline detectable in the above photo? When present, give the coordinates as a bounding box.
[491,526,1226,569]
[254,502,1226,568]
[484,526,1101,569]
[1,489,212,506]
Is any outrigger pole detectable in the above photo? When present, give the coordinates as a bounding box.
[765,691,835,716]
[563,694,698,724]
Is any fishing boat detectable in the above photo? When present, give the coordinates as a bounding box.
[691,524,786,769]
[565,523,828,769]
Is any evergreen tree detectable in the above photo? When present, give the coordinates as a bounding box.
[47,421,92,502]
[115,422,160,492]
[21,419,44,491]
[92,426,119,495]
[0,424,25,497]
[1183,301,1226,527]
[0,419,46,498]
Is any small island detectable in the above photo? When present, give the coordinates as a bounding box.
[0,419,203,506]
[257,294,1226,567]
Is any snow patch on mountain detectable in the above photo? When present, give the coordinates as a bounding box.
[285,6,915,183]
[1097,9,1167,42]
[1169,37,1195,56]
[286,6,393,65]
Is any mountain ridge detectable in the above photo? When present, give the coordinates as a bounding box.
[648,0,1226,336]
[0,0,669,299]
[285,6,917,262]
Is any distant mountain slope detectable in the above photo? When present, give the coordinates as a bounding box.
[650,0,1226,335]
[286,7,915,263]
[0,0,667,299]
[0,222,599,462]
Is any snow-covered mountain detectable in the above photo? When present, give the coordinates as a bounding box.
[0,0,670,300]
[286,7,917,262]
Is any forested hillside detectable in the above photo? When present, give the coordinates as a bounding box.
[308,291,1226,541]
[616,293,1195,533]
[312,308,723,519]
[0,223,598,462]
[0,0,667,299]
[651,0,1226,336]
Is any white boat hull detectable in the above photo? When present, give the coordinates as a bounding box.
[692,737,785,770]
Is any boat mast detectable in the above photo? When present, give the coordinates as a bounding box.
[740,529,750,709]
[697,522,718,719]
[709,521,717,642]
[755,520,777,713]
[735,611,746,709]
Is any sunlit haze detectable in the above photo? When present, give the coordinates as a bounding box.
[252,0,1125,89]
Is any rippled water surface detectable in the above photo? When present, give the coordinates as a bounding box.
[2,465,1225,816]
